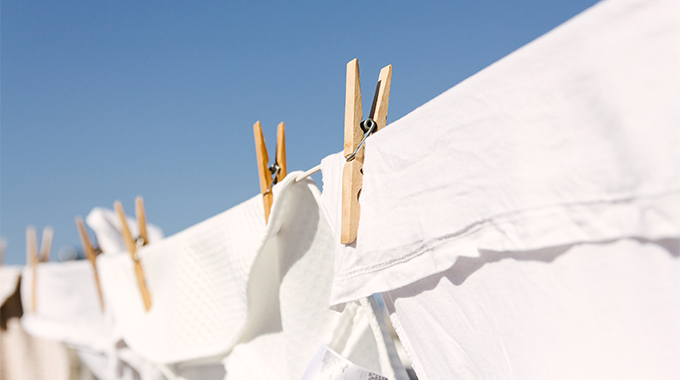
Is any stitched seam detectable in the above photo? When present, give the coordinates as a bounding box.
[333,189,680,281]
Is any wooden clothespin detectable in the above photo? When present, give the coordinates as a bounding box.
[39,227,53,263]
[0,238,7,266]
[26,226,53,312]
[341,59,392,244]
[136,197,149,246]
[254,121,287,223]
[75,217,105,310]
[114,197,152,311]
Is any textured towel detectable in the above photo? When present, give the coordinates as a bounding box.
[223,174,401,380]
[21,261,108,351]
[97,182,267,364]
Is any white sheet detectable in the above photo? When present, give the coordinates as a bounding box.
[384,238,680,380]
[320,0,680,308]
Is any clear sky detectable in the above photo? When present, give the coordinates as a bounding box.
[1,0,598,264]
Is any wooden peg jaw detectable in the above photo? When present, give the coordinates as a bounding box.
[76,217,105,311]
[254,121,289,224]
[26,226,38,313]
[340,60,393,244]
[39,227,53,263]
[0,238,6,266]
[114,201,137,256]
[276,122,287,182]
[114,200,152,311]
[132,263,152,311]
[370,65,393,131]
[26,226,38,266]
[254,121,274,223]
[76,217,97,261]
[344,58,364,160]
[136,196,148,246]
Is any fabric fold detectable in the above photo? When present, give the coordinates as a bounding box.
[224,173,402,380]
[384,238,680,379]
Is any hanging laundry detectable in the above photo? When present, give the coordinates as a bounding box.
[97,192,266,365]
[19,260,166,380]
[0,266,83,380]
[383,239,680,379]
[321,0,679,306]
[97,173,401,379]
[223,174,404,379]
[319,0,680,378]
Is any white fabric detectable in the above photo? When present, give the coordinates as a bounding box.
[0,318,74,380]
[86,207,164,254]
[301,345,388,380]
[223,175,400,380]
[19,260,165,380]
[224,299,396,380]
[0,266,21,305]
[157,362,226,380]
[384,238,680,379]
[97,173,398,378]
[320,0,680,307]
[21,261,108,351]
[97,182,267,364]
[1,268,87,380]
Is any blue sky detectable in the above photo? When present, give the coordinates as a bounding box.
[1,0,598,264]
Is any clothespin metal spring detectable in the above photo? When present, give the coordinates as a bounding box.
[345,118,378,163]
[264,163,281,195]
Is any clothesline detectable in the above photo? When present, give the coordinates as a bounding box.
[294,165,321,183]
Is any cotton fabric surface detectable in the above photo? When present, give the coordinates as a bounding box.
[1,267,80,380]
[97,182,268,364]
[320,0,680,308]
[319,0,680,378]
[0,318,77,380]
[223,174,403,380]
[384,238,680,379]
[19,261,164,380]
[21,261,108,351]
